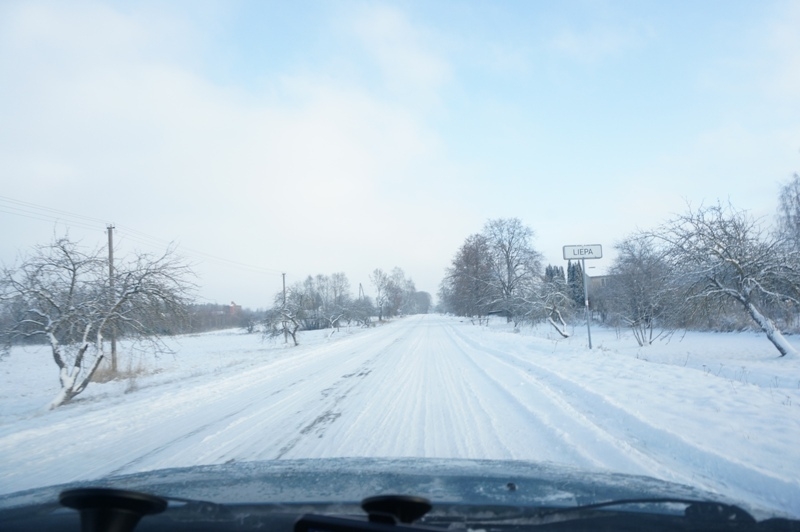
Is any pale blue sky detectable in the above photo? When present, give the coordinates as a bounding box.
[1,0,798,308]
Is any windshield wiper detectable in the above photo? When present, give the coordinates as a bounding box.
[536,497,756,523]
[422,498,800,531]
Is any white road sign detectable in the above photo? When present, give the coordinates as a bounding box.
[563,244,603,260]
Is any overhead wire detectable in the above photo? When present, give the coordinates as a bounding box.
[0,195,285,277]
[114,226,284,275]
[0,205,103,232]
[0,195,109,227]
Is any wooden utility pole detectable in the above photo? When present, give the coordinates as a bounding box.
[282,273,287,343]
[107,224,117,372]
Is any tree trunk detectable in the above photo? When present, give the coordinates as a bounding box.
[48,343,105,409]
[744,300,798,358]
[547,308,570,338]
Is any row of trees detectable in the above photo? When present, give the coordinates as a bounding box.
[182,303,263,334]
[599,196,800,356]
[263,268,431,345]
[0,237,434,407]
[5,173,799,410]
[440,175,800,358]
[0,231,433,406]
[437,217,585,338]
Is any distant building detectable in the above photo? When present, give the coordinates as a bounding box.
[586,274,614,322]
[588,274,612,295]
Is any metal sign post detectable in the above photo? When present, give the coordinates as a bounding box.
[563,245,603,349]
[581,257,592,349]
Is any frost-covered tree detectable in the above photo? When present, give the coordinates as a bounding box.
[440,233,494,321]
[652,202,800,357]
[540,265,573,337]
[385,268,406,317]
[370,267,419,319]
[263,272,374,344]
[348,295,375,326]
[263,285,304,346]
[483,218,542,323]
[604,236,674,346]
[370,268,389,321]
[0,236,194,408]
[440,219,542,324]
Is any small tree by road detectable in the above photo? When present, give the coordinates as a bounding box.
[540,265,573,338]
[604,236,674,346]
[0,236,194,408]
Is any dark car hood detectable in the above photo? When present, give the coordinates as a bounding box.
[0,457,754,514]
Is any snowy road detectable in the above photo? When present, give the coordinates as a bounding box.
[1,314,799,515]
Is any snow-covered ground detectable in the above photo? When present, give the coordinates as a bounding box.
[1,314,799,516]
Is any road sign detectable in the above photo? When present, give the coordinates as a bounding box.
[562,244,603,260]
[562,244,603,350]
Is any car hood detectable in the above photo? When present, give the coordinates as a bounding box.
[0,457,757,515]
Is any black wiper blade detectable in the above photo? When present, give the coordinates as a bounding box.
[537,497,756,524]
[413,499,766,531]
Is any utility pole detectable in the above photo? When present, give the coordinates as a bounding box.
[282,273,287,344]
[107,224,117,372]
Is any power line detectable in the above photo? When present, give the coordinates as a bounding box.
[0,195,109,226]
[115,228,283,276]
[0,195,285,276]
[0,205,101,232]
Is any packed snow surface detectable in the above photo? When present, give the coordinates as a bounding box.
[1,314,799,516]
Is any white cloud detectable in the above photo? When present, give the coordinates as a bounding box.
[0,1,460,306]
[549,23,652,64]
[763,1,800,100]
[349,5,452,102]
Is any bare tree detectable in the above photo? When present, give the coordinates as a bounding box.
[440,233,494,321]
[263,281,312,346]
[652,202,800,357]
[263,299,302,346]
[263,272,370,343]
[439,219,543,325]
[604,235,673,346]
[348,295,375,327]
[388,267,417,316]
[370,268,389,321]
[540,265,573,338]
[0,236,194,408]
[483,218,542,323]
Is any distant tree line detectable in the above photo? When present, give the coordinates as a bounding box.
[0,230,433,407]
[439,174,800,357]
[179,303,264,334]
[264,268,431,345]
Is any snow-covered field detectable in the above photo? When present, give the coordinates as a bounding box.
[1,314,799,516]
